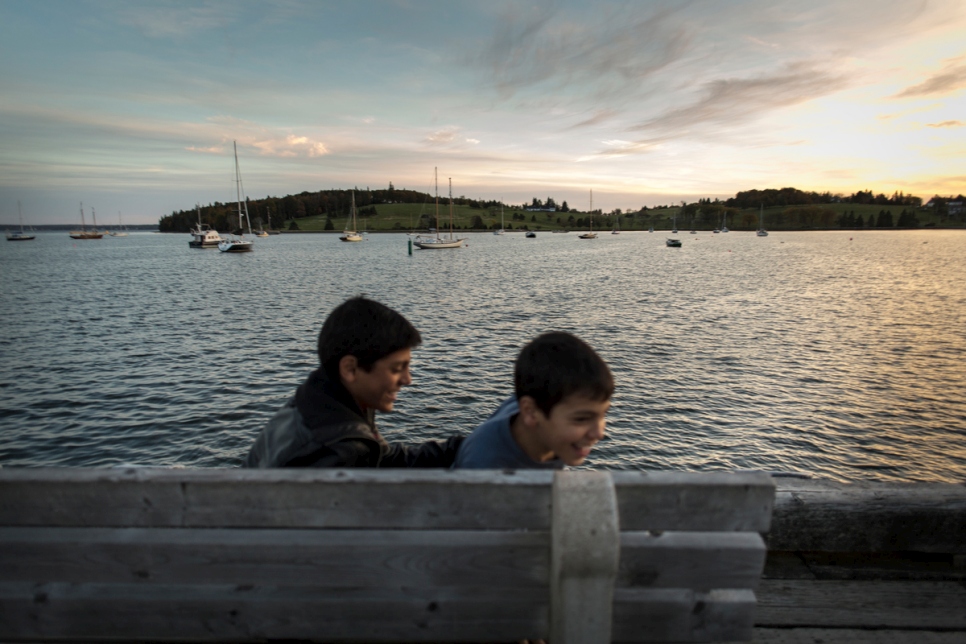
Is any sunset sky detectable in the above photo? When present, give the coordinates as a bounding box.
[1,0,964,225]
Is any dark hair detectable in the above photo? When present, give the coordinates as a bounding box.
[514,332,614,416]
[317,296,421,378]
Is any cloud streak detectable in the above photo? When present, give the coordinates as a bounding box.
[895,59,966,98]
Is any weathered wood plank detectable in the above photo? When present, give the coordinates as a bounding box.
[0,468,555,530]
[551,470,619,644]
[755,579,966,629]
[613,471,775,533]
[612,588,757,642]
[619,531,766,591]
[0,527,548,588]
[769,478,966,553]
[0,582,548,642]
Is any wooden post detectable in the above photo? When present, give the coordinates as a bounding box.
[551,470,620,643]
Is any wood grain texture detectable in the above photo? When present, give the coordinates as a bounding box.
[0,527,548,588]
[613,471,775,533]
[769,479,966,553]
[0,581,548,642]
[755,579,966,629]
[619,531,766,590]
[0,468,555,530]
[612,588,757,642]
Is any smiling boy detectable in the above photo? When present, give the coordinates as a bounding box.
[454,332,613,469]
[243,296,463,468]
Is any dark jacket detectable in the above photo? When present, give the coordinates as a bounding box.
[243,369,463,468]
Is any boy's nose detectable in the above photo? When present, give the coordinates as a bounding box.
[401,370,413,386]
[588,419,606,441]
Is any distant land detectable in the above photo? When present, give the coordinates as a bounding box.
[157,186,966,234]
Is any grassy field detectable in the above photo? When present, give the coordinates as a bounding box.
[286,202,961,232]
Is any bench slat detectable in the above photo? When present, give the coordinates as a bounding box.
[0,582,548,642]
[614,471,775,532]
[0,527,548,588]
[620,531,766,591]
[0,468,555,530]
[612,588,757,642]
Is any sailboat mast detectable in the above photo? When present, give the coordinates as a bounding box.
[590,189,593,232]
[449,177,454,239]
[18,200,24,233]
[80,202,86,231]
[234,141,244,233]
[92,207,98,231]
[434,167,440,240]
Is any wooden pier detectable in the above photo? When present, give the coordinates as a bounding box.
[751,477,966,643]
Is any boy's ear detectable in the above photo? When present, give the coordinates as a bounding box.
[338,355,359,383]
[517,396,543,427]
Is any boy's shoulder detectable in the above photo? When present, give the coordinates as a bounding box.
[454,397,562,470]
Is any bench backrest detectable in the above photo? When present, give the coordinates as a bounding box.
[0,468,774,642]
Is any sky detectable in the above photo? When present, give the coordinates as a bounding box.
[1,0,965,225]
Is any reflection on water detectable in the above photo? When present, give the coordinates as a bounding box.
[1,230,964,482]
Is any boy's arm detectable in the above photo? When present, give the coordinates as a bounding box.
[379,435,465,468]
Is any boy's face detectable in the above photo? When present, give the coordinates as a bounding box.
[341,348,413,412]
[526,394,610,466]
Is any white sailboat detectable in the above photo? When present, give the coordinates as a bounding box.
[218,141,254,253]
[339,192,363,242]
[6,201,35,241]
[494,203,505,235]
[721,212,730,233]
[757,204,769,237]
[413,170,466,249]
[110,211,128,237]
[579,189,598,239]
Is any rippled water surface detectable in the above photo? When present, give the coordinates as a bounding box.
[1,230,964,482]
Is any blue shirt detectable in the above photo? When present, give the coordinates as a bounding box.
[453,397,564,469]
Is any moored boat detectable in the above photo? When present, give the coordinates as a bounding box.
[69,203,103,239]
[6,201,35,241]
[218,141,254,253]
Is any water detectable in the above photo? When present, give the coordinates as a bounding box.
[1,229,964,482]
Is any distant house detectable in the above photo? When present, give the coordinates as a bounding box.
[525,207,557,212]
[949,201,964,215]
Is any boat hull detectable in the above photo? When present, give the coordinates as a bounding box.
[69,232,103,239]
[413,238,465,249]
[218,240,254,252]
[6,233,35,241]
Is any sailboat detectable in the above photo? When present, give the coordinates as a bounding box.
[494,203,505,235]
[218,141,254,253]
[189,205,223,248]
[6,201,35,241]
[339,192,363,242]
[110,211,128,237]
[612,213,620,234]
[721,212,730,233]
[413,170,466,249]
[579,189,598,239]
[671,209,678,234]
[757,204,769,237]
[69,202,103,239]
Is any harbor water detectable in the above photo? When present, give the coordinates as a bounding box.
[1,229,964,482]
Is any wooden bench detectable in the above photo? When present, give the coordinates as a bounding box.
[0,468,774,642]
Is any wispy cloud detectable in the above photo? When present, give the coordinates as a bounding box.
[926,120,964,128]
[424,126,479,147]
[113,1,235,39]
[895,58,966,98]
[477,3,692,101]
[605,60,852,154]
[251,135,328,158]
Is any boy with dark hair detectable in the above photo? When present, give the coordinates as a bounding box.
[244,296,463,468]
[454,331,613,469]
